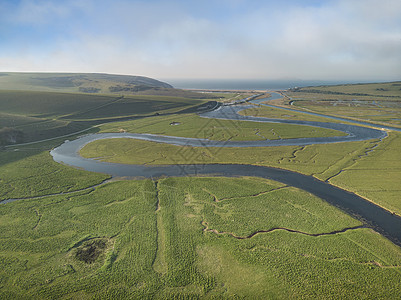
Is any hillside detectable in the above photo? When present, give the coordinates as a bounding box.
[0,72,174,94]
[0,73,225,145]
[0,90,213,146]
[0,72,221,99]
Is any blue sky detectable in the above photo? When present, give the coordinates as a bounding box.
[1,0,400,81]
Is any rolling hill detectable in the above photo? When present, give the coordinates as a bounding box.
[0,72,173,94]
[0,73,217,145]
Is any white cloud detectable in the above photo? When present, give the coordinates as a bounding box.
[1,0,400,81]
[10,0,90,25]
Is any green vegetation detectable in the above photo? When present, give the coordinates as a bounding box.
[63,95,203,120]
[291,81,401,97]
[0,90,117,117]
[97,112,346,141]
[0,90,205,144]
[177,177,361,236]
[0,141,109,201]
[80,131,401,216]
[0,177,399,298]
[210,92,255,103]
[0,72,172,94]
[1,79,401,298]
[285,82,401,128]
[0,72,225,100]
[80,137,372,178]
[327,132,401,215]
[0,179,158,298]
[0,127,23,146]
[239,103,344,123]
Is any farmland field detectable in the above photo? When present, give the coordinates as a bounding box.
[1,79,401,298]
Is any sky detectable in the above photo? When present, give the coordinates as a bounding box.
[0,0,401,81]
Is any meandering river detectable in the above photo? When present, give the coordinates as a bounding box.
[50,93,401,246]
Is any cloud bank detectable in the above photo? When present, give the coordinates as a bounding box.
[0,0,400,81]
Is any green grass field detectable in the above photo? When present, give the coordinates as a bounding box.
[0,90,205,144]
[96,112,346,141]
[0,176,400,299]
[293,82,401,97]
[0,138,109,201]
[0,72,172,94]
[80,127,401,217]
[239,104,344,123]
[80,136,371,174]
[0,72,229,100]
[327,132,401,215]
[1,79,401,298]
[285,82,401,127]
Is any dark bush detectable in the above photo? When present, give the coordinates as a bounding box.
[0,127,23,145]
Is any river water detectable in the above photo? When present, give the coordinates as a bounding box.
[252,93,401,132]
[49,93,401,246]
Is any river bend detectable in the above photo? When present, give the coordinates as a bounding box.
[50,93,401,246]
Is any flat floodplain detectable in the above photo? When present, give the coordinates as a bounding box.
[239,104,345,123]
[79,130,401,216]
[0,138,109,201]
[327,131,401,215]
[97,112,347,141]
[1,80,401,298]
[0,177,400,298]
[285,82,401,128]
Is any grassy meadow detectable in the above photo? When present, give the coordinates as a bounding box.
[80,133,401,217]
[80,88,401,217]
[0,72,227,100]
[0,137,109,201]
[79,135,371,175]
[96,112,346,141]
[239,103,344,123]
[327,132,401,216]
[0,72,173,94]
[0,90,205,145]
[285,82,401,127]
[1,79,401,298]
[0,176,400,299]
[292,81,401,97]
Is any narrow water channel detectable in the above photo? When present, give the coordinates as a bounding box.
[49,94,401,246]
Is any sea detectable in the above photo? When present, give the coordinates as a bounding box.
[165,79,380,91]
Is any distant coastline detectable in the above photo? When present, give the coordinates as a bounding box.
[166,79,392,91]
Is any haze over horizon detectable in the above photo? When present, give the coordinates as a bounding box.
[1,0,400,82]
